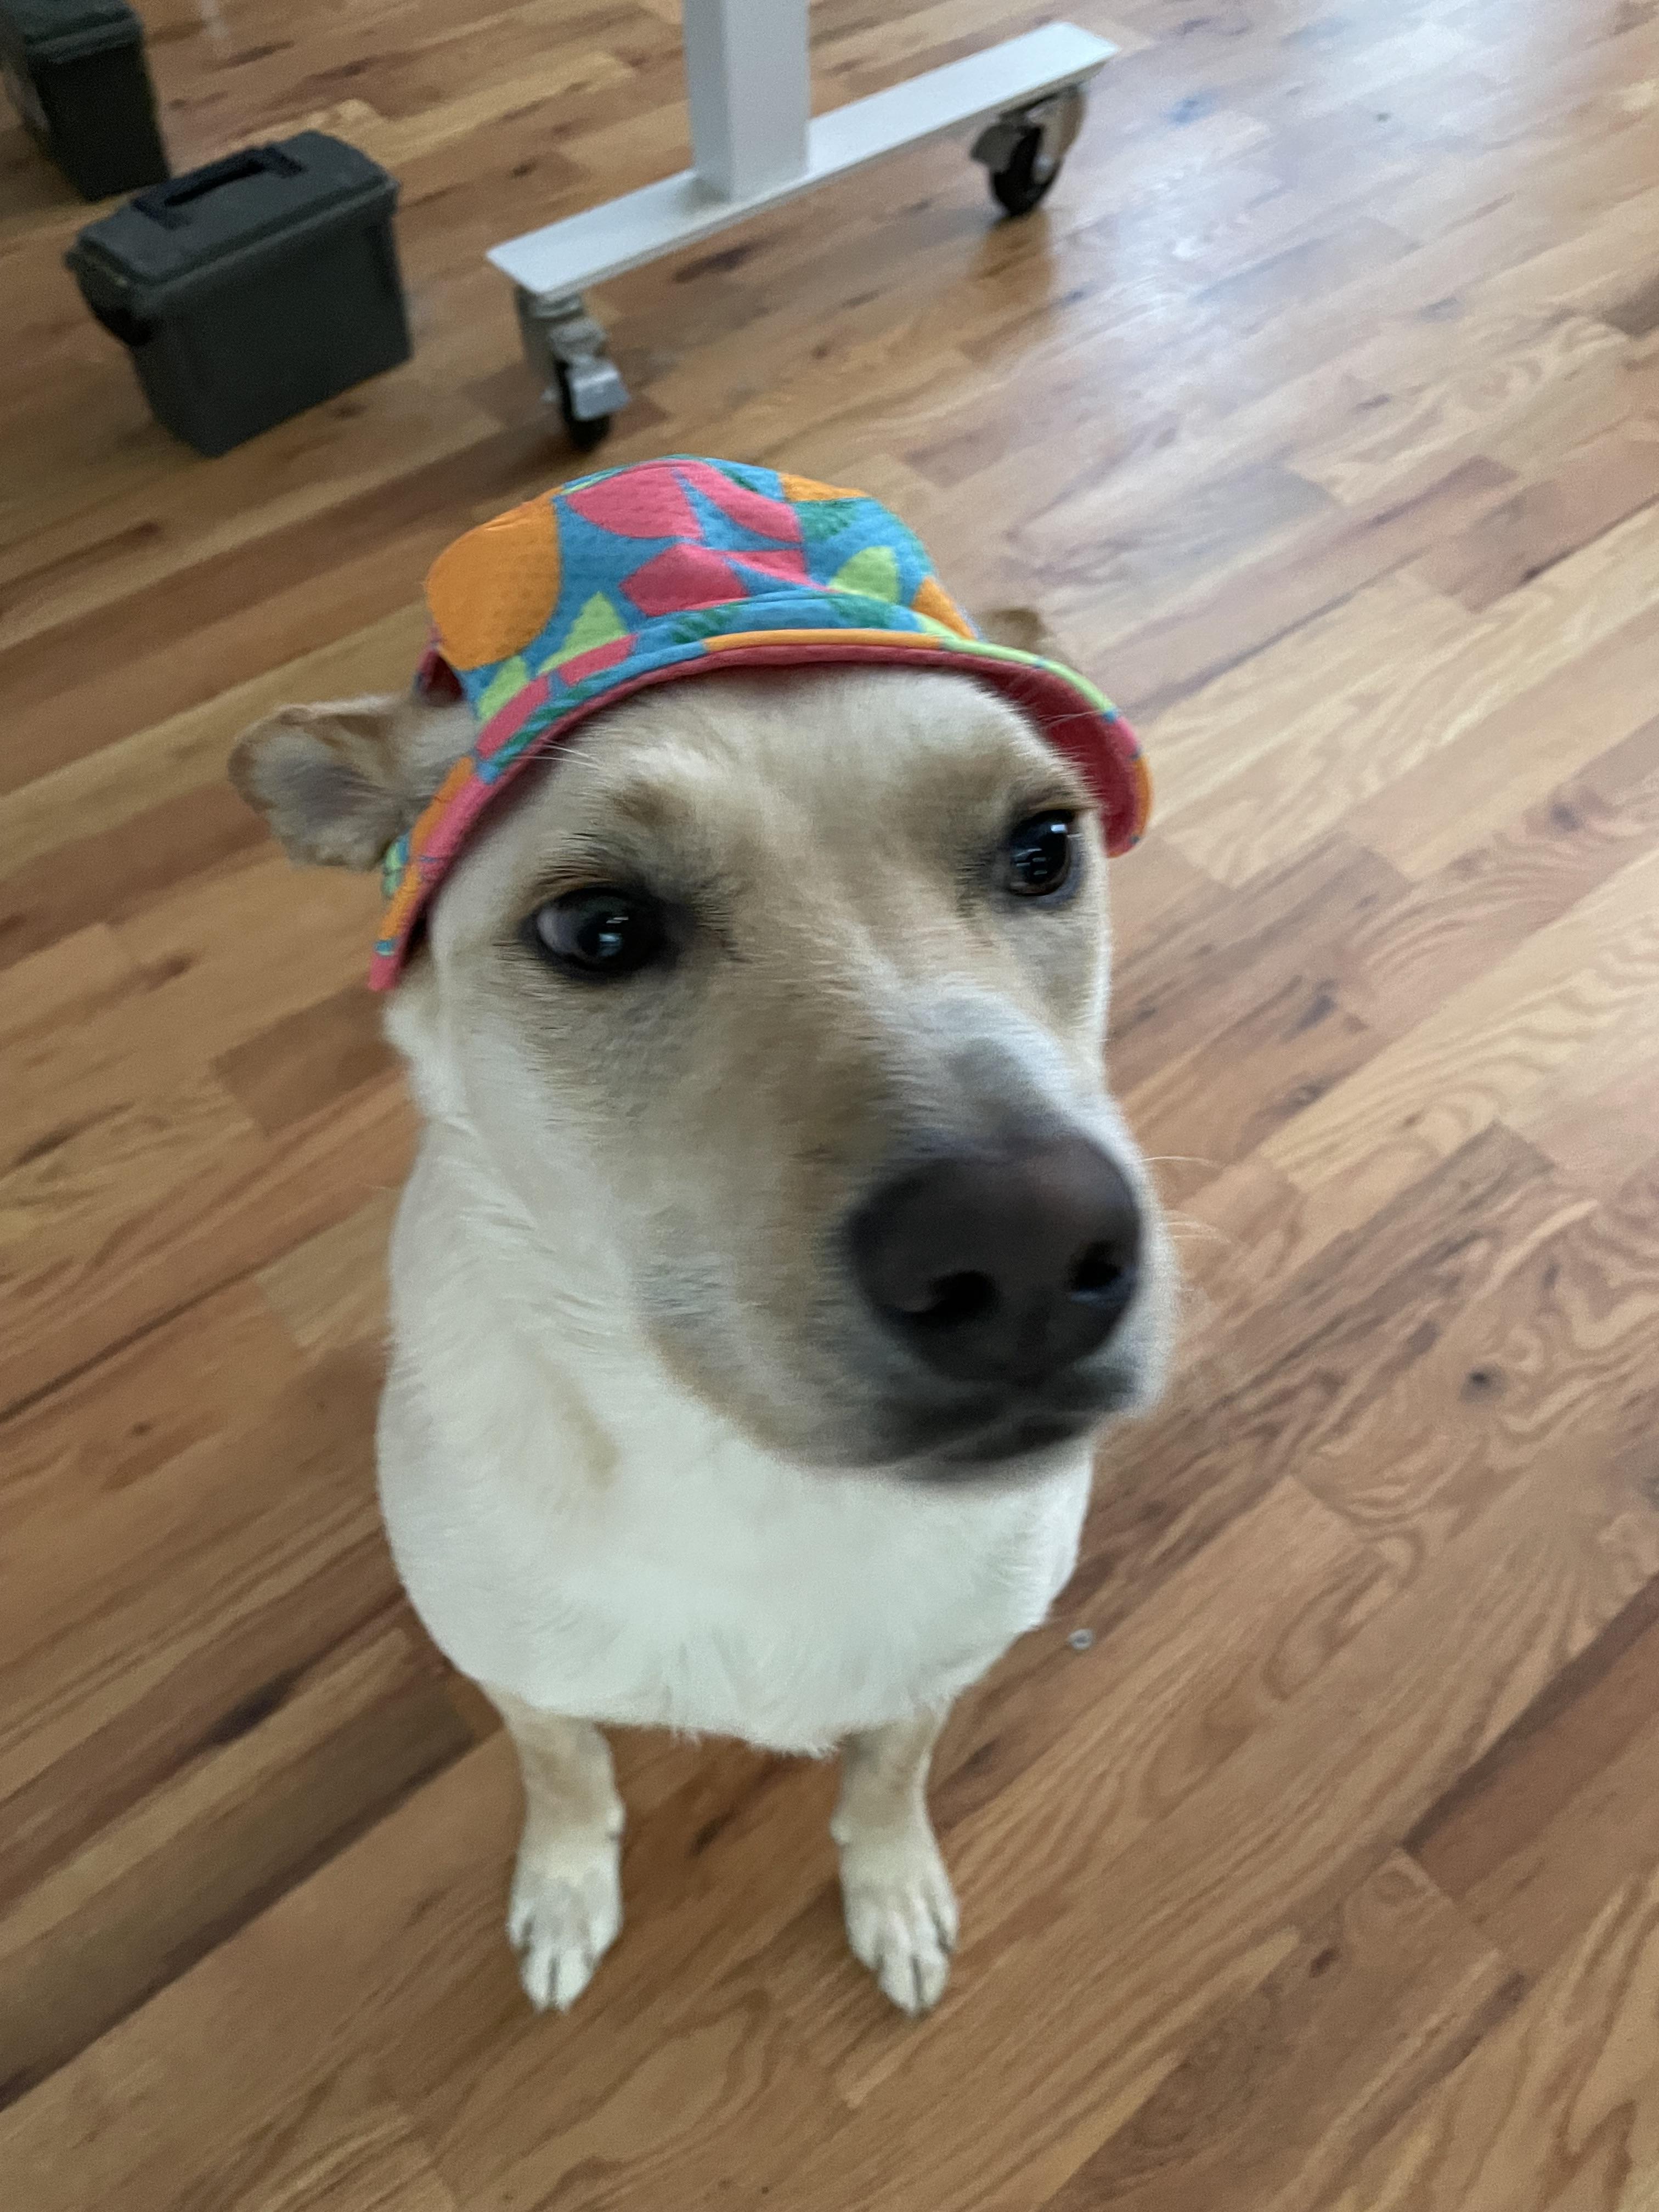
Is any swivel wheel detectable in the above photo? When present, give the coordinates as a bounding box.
[515,287,630,453]
[987,123,1062,216]
[972,84,1086,219]
[556,363,612,453]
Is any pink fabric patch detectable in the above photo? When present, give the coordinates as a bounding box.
[674,460,804,544]
[555,633,634,686]
[730,546,812,586]
[622,544,747,616]
[473,670,552,760]
[565,464,696,540]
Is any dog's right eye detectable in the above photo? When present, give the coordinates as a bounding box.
[525,889,667,980]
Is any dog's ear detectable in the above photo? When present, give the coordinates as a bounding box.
[973,606,1068,658]
[229,692,471,870]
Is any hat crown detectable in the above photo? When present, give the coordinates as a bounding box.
[424,458,975,726]
[370,457,1146,990]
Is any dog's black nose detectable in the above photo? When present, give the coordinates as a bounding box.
[849,1138,1142,1387]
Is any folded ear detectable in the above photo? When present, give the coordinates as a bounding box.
[973,606,1069,658]
[229,691,472,870]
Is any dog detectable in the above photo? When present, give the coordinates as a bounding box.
[231,459,1173,2018]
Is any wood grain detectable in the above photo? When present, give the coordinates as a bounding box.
[5,0,1659,2203]
[1330,1861,1659,2212]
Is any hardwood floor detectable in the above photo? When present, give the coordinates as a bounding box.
[4,0,1659,2203]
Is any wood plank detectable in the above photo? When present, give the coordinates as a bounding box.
[1329,1860,1659,2212]
[769,1429,1659,2211]
[1509,996,1659,1195]
[1294,313,1629,510]
[215,988,399,1139]
[1300,1149,1657,1575]
[1338,710,1659,1039]
[0,1076,414,1415]
[1102,455,1520,723]
[1160,500,1659,887]
[1347,603,1659,882]
[1062,1125,1571,1649]
[1039,1855,1517,2212]
[1110,832,1403,1101]
[941,1479,1395,1915]
[258,1190,400,1357]
[1412,420,1659,612]
[0,1070,256,1253]
[0,1742,522,2209]
[0,785,268,972]
[1259,844,1659,1231]
[0,1280,304,1542]
[0,1346,393,1892]
[8,855,385,1163]
[0,604,429,887]
[1412,1558,1659,1982]
[0,1614,471,2102]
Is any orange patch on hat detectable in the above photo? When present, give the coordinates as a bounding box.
[911,574,975,639]
[426,497,562,671]
[778,472,865,503]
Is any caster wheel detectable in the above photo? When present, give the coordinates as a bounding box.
[557,364,612,452]
[988,125,1062,217]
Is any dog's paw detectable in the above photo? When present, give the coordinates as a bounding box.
[839,1827,959,2016]
[507,1840,622,2012]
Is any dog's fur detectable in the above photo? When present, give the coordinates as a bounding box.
[233,656,1173,2017]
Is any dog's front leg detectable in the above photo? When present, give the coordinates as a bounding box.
[488,1688,625,2012]
[831,1710,957,2016]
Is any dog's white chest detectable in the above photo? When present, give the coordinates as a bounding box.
[378,1352,1091,1753]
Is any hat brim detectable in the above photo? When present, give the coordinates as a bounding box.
[371,629,1148,989]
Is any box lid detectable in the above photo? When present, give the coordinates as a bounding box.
[0,0,142,64]
[66,132,398,307]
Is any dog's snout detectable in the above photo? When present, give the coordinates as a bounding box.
[849,1137,1142,1389]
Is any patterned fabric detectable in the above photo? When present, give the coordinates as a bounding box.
[370,456,1150,988]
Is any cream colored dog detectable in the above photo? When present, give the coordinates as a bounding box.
[233,644,1172,2018]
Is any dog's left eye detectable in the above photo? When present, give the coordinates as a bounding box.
[526,889,667,979]
[1003,812,1077,899]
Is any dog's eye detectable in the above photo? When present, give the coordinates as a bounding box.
[526,889,666,979]
[1003,812,1076,899]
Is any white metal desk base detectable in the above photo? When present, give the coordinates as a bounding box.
[489,13,1117,447]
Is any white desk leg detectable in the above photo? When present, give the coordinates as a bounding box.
[512,0,812,447]
[685,0,810,199]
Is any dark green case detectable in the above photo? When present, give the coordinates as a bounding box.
[66,132,413,456]
[0,0,168,200]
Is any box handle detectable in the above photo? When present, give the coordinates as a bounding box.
[132,145,303,229]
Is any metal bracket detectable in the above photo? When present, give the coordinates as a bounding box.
[970,83,1085,185]
[512,288,631,421]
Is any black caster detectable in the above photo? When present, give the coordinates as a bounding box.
[514,286,630,452]
[988,124,1063,217]
[557,363,612,453]
[972,84,1085,220]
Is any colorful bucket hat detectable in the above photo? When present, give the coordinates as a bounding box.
[370,456,1149,988]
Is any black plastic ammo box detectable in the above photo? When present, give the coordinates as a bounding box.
[66,132,412,456]
[0,0,168,200]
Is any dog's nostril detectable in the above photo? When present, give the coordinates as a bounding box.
[910,1271,998,1330]
[1070,1242,1131,1304]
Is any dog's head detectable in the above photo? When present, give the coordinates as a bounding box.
[233,658,1172,1479]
